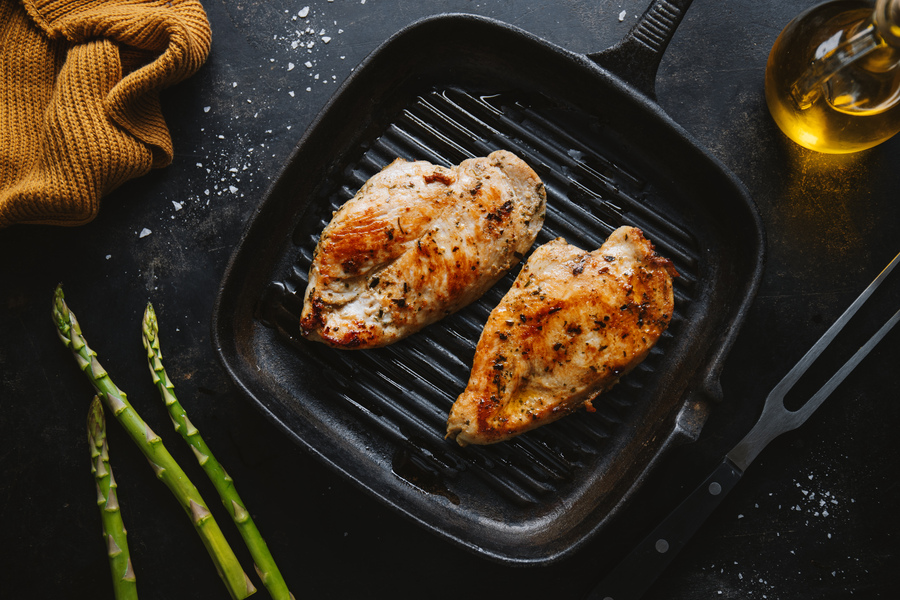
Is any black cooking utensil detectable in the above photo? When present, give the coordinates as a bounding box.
[588,250,900,600]
[212,0,766,564]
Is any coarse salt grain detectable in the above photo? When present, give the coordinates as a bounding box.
[299,6,309,18]
[139,228,152,238]
[619,10,626,21]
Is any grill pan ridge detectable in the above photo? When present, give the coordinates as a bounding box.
[213,1,765,565]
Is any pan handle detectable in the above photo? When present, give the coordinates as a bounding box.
[588,0,694,99]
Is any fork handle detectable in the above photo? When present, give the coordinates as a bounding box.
[585,458,743,600]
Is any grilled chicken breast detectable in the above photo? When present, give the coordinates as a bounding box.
[300,150,546,349]
[446,226,678,446]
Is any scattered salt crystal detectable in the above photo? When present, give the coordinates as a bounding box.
[298,6,309,18]
[139,228,152,238]
[737,514,744,519]
[289,90,295,97]
[232,82,237,87]
[322,36,332,43]
[305,61,313,68]
[105,255,112,260]
[292,40,300,48]
[288,62,295,71]
[306,87,312,92]
[172,201,183,211]
[204,189,210,196]
[229,185,238,194]
[196,162,203,167]
[619,10,626,21]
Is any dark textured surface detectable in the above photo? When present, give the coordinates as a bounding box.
[1,1,897,598]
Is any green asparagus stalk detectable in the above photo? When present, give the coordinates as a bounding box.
[88,395,139,600]
[141,303,294,600]
[52,285,256,600]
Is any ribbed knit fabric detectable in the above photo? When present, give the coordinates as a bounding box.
[0,0,211,227]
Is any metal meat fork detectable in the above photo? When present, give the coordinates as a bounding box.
[588,250,900,600]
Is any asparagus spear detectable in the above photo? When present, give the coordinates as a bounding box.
[141,303,294,600]
[52,285,256,600]
[88,395,138,600]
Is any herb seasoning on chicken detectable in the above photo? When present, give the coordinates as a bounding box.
[446,226,678,445]
[300,150,546,349]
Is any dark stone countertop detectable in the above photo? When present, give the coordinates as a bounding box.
[1,1,897,598]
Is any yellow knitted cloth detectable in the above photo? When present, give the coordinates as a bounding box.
[0,0,211,227]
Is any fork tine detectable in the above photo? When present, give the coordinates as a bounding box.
[769,250,900,401]
[728,251,900,471]
[795,307,900,423]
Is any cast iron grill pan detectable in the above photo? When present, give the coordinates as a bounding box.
[213,2,765,565]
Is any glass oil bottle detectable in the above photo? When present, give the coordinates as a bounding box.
[765,0,900,153]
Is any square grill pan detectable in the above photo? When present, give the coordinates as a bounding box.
[213,5,765,565]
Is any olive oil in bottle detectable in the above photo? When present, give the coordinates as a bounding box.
[765,0,900,153]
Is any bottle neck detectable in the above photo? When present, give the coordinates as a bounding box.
[875,0,900,47]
